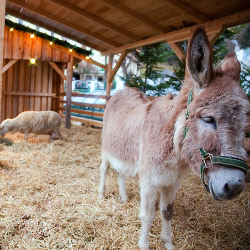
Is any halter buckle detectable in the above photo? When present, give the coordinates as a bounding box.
[202,153,213,169]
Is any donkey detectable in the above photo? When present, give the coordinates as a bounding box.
[99,27,249,249]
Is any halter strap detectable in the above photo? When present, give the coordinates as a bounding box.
[184,87,193,139]
[199,148,248,191]
[183,90,248,191]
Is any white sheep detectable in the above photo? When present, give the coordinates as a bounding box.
[0,111,62,141]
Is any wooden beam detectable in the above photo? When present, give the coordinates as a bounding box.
[2,59,19,73]
[101,26,221,56]
[48,0,140,42]
[65,55,74,129]
[0,0,6,122]
[60,92,111,100]
[101,9,250,56]
[208,26,226,46]
[164,0,209,24]
[60,107,104,118]
[168,43,185,61]
[3,91,57,97]
[61,114,103,128]
[6,9,104,52]
[49,62,67,81]
[108,50,128,82]
[98,0,168,34]
[59,100,106,109]
[106,53,113,97]
[50,43,107,70]
[8,0,120,47]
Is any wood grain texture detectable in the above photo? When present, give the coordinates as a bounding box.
[61,114,103,128]
[0,0,6,121]
[3,27,73,62]
[65,55,74,129]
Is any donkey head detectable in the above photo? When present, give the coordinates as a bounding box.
[183,28,249,200]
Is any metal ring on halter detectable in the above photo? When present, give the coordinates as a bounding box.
[202,153,213,169]
[200,153,213,191]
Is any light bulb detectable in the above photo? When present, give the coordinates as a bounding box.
[30,58,36,64]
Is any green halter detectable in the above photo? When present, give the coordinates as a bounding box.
[184,89,248,191]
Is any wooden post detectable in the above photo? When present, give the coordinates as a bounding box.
[168,42,186,61]
[208,26,226,46]
[59,63,66,115]
[108,50,128,83]
[0,0,6,122]
[106,53,113,98]
[65,55,74,129]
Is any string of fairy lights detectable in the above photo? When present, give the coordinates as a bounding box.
[5,19,92,65]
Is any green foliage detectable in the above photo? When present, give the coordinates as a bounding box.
[123,43,170,96]
[164,59,185,92]
[237,24,250,49]
[240,63,250,99]
[125,75,168,96]
[164,27,250,97]
[212,28,239,65]
[0,137,13,146]
[123,27,250,97]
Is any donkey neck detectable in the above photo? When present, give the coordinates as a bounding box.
[171,80,198,154]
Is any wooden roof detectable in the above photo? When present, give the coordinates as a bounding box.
[6,0,250,55]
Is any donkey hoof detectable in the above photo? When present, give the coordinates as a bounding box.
[98,191,105,200]
[165,242,175,250]
[119,196,127,204]
[161,235,174,250]
[138,238,149,249]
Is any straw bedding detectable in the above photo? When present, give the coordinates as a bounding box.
[0,124,249,249]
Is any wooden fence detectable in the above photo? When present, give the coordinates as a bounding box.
[59,92,111,128]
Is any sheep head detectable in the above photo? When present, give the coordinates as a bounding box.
[0,119,11,137]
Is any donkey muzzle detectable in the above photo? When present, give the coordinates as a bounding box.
[208,166,246,200]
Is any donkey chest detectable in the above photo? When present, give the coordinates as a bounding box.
[139,156,189,187]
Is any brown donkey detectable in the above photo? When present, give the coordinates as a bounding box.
[99,28,249,249]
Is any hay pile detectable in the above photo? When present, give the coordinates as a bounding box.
[0,124,249,249]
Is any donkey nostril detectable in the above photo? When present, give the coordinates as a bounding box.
[223,183,233,197]
[238,179,241,182]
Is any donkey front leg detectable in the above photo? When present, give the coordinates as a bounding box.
[118,173,127,204]
[160,185,180,250]
[98,153,109,199]
[138,179,158,249]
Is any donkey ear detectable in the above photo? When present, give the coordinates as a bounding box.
[187,27,213,88]
[220,52,241,82]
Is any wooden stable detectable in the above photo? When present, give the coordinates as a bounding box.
[1,25,71,120]
[0,0,250,128]
[1,24,107,127]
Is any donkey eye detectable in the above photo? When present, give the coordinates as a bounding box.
[201,116,214,123]
[201,116,217,128]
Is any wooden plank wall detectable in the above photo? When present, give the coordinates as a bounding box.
[4,26,70,62]
[1,26,69,120]
[2,58,64,119]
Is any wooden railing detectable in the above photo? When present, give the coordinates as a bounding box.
[59,92,111,128]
